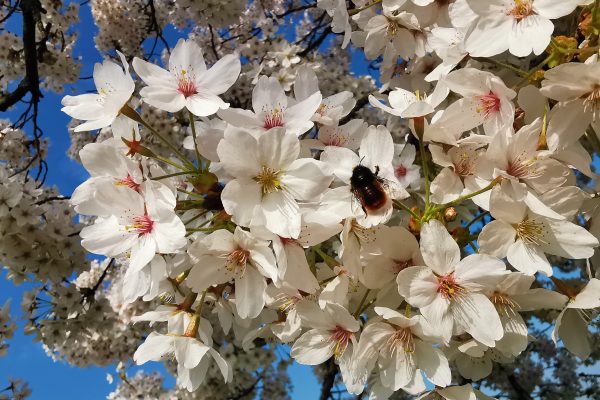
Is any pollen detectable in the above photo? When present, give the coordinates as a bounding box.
[507,0,534,21]
[225,248,250,276]
[330,326,353,359]
[263,108,285,130]
[515,218,548,246]
[506,152,539,179]
[114,174,141,192]
[476,91,501,118]
[387,327,415,354]
[436,273,464,300]
[125,214,154,235]
[490,291,520,316]
[255,166,282,195]
[176,69,198,98]
[385,18,402,38]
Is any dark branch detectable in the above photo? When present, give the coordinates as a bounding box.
[319,359,337,400]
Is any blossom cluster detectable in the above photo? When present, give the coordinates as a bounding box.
[58,4,600,392]
[1,0,600,398]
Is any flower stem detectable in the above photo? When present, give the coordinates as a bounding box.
[121,104,196,170]
[433,178,501,212]
[188,110,203,171]
[313,246,339,269]
[151,170,196,180]
[353,289,371,318]
[393,200,420,220]
[348,0,381,15]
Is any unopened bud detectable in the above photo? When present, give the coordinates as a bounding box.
[444,207,457,222]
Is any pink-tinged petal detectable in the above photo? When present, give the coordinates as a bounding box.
[235,266,267,319]
[430,168,464,204]
[217,107,261,129]
[281,243,320,293]
[419,220,460,275]
[252,75,287,114]
[290,329,334,365]
[509,15,553,57]
[414,339,451,387]
[452,293,503,346]
[129,234,157,272]
[139,85,186,113]
[478,220,516,258]
[132,57,176,87]
[507,240,552,276]
[464,16,512,57]
[359,125,395,168]
[282,159,333,201]
[320,146,359,184]
[217,127,260,177]
[169,38,207,73]
[186,254,231,292]
[454,254,507,291]
[285,92,322,135]
[174,338,209,369]
[133,332,172,364]
[258,128,300,170]
[196,54,241,94]
[396,266,439,308]
[221,179,262,228]
[61,93,105,120]
[80,216,136,256]
[185,92,226,117]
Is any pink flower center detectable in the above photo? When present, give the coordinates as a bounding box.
[476,91,501,118]
[126,214,154,236]
[506,152,539,180]
[177,70,198,98]
[114,174,141,192]
[263,108,285,130]
[395,165,407,178]
[330,326,353,358]
[436,273,463,300]
[323,132,347,147]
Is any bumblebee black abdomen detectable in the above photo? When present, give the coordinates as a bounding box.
[350,165,388,212]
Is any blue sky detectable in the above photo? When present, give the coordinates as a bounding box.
[0,4,332,399]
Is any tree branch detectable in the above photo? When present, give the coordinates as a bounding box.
[319,359,337,400]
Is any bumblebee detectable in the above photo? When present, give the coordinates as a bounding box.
[350,165,387,213]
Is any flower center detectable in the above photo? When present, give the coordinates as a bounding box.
[436,273,463,299]
[176,70,198,98]
[330,326,353,359]
[583,85,600,121]
[323,129,348,147]
[125,214,154,236]
[476,91,501,118]
[316,103,329,116]
[263,108,285,130]
[515,218,548,245]
[395,165,407,178]
[226,248,250,275]
[507,0,534,21]
[386,18,402,38]
[454,151,476,177]
[506,152,538,179]
[387,327,415,354]
[490,291,520,315]
[255,166,282,195]
[114,174,141,192]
